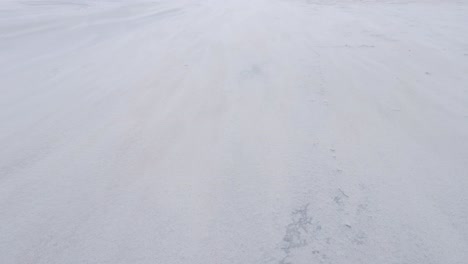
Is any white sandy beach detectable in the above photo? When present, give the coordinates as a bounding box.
[1,0,468,263]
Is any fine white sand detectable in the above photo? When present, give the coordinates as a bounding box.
[1,0,468,263]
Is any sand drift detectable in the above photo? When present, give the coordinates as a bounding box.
[1,0,468,263]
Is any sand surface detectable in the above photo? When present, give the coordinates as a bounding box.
[1,0,468,263]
